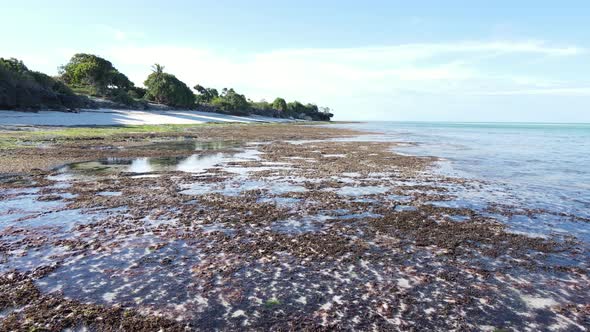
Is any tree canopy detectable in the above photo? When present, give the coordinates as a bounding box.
[210,88,249,114]
[60,53,134,95]
[1,57,86,109]
[272,97,287,112]
[194,84,219,103]
[143,64,195,108]
[188,83,333,119]
[1,53,334,119]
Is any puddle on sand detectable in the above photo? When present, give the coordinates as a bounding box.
[386,194,413,202]
[136,140,242,152]
[257,197,302,207]
[446,215,470,222]
[0,194,63,225]
[97,191,122,197]
[36,238,203,307]
[57,154,225,175]
[394,205,417,212]
[199,223,236,235]
[271,215,333,234]
[1,208,115,231]
[338,212,382,220]
[333,186,390,197]
[1,245,65,274]
[0,190,118,231]
[52,148,264,179]
[0,193,128,273]
[181,180,306,197]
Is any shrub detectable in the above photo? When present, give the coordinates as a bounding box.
[60,53,133,95]
[127,86,147,99]
[110,90,135,106]
[272,97,287,112]
[208,88,249,114]
[193,84,219,103]
[143,64,195,108]
[0,57,86,109]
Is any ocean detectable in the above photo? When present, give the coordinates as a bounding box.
[330,122,590,243]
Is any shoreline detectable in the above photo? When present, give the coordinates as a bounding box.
[0,123,588,330]
[0,123,362,173]
[0,108,301,127]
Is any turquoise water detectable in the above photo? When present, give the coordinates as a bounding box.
[332,122,590,241]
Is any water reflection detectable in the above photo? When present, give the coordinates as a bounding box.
[54,149,262,177]
[135,140,242,152]
[129,157,152,173]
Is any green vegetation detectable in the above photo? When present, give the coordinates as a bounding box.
[60,53,134,95]
[0,122,324,150]
[15,124,218,138]
[0,123,231,149]
[194,83,333,120]
[210,88,250,115]
[193,84,219,103]
[1,53,334,120]
[0,58,87,110]
[144,64,195,108]
[272,97,287,112]
[264,298,281,307]
[59,54,144,108]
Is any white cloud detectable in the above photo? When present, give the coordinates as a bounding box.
[24,39,585,120]
[104,40,587,119]
[95,24,145,42]
[475,87,590,96]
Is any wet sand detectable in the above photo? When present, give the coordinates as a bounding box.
[0,124,588,331]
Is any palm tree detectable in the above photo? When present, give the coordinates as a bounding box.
[151,63,164,76]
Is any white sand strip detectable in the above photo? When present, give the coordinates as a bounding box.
[0,109,296,126]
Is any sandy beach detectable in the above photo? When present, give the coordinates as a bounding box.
[0,109,295,127]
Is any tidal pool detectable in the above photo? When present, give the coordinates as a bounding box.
[334,186,390,196]
[136,139,242,152]
[51,148,264,178]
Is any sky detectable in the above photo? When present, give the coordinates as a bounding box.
[2,0,590,122]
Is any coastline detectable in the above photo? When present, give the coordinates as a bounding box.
[0,122,588,330]
[0,108,299,127]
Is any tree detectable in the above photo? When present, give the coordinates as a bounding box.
[0,58,29,74]
[287,101,305,113]
[210,88,249,114]
[194,84,206,95]
[1,57,86,109]
[60,54,133,95]
[152,63,164,76]
[221,88,249,110]
[143,64,195,108]
[193,84,219,103]
[207,88,219,99]
[272,97,287,112]
[252,99,272,111]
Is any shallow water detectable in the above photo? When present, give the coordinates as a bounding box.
[180,179,306,197]
[331,122,590,243]
[53,148,263,177]
[1,134,588,330]
[36,238,202,306]
[137,139,242,152]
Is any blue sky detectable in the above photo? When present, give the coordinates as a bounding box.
[3,0,590,122]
